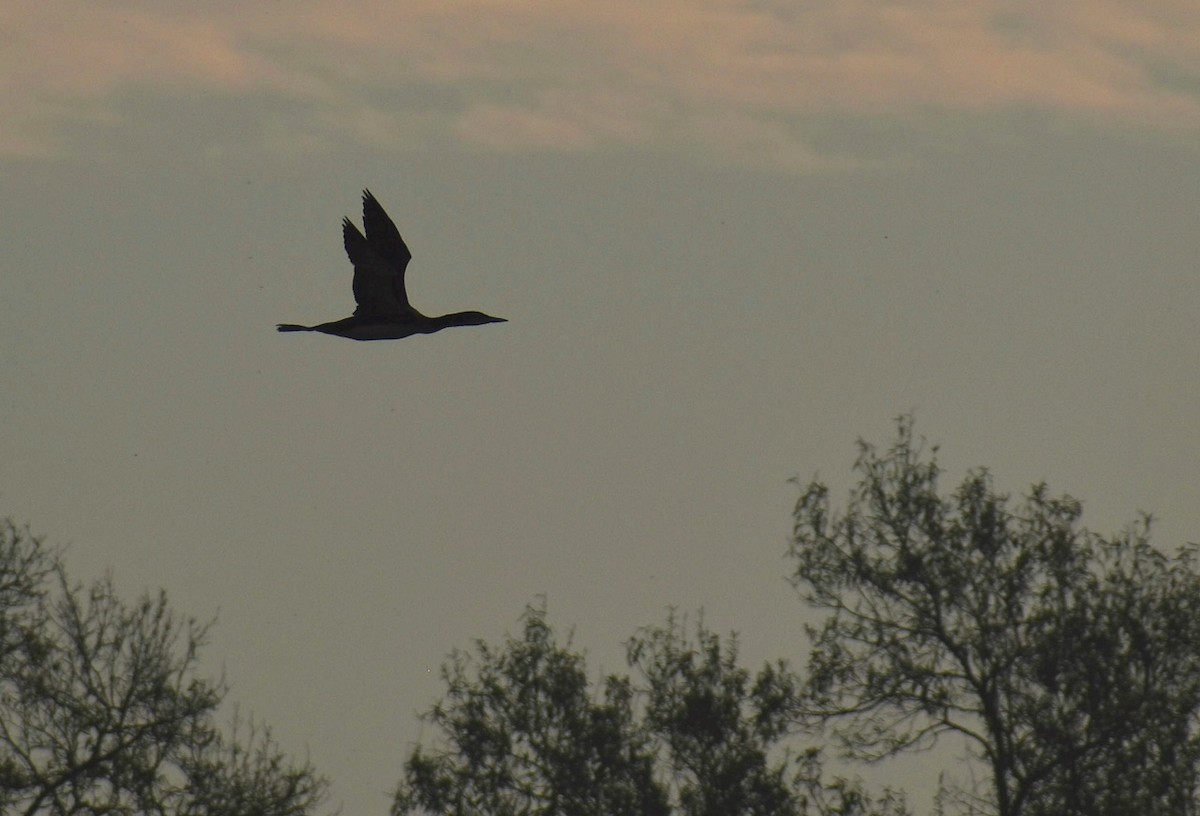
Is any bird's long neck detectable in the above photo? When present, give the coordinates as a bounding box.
[429,311,484,329]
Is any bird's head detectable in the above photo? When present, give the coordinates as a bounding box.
[447,311,507,327]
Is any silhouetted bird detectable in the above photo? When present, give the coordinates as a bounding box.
[277,189,506,340]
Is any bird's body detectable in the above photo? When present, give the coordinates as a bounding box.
[277,311,505,340]
[277,189,505,341]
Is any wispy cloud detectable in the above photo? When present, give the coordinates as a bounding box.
[4,1,1198,165]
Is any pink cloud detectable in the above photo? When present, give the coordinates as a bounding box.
[3,0,1198,163]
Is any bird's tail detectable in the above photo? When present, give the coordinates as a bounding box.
[276,323,313,333]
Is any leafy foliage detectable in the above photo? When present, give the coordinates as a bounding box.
[0,518,330,816]
[789,417,1200,815]
[394,606,667,816]
[393,605,906,816]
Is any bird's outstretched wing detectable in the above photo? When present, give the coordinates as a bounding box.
[343,217,413,316]
[362,189,413,272]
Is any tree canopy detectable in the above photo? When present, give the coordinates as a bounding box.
[393,605,906,816]
[0,519,330,816]
[9,415,1200,816]
[788,417,1200,815]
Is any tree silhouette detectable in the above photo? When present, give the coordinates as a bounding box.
[393,604,906,816]
[0,518,330,816]
[789,417,1200,815]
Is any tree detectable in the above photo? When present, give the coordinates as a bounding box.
[627,612,905,816]
[393,604,906,816]
[0,518,330,816]
[788,417,1200,816]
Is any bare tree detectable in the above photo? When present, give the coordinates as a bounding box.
[0,518,330,816]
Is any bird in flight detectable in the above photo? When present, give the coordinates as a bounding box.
[277,189,506,340]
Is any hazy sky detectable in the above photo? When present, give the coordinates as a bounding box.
[3,2,1199,812]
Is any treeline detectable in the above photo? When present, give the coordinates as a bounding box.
[5,418,1199,815]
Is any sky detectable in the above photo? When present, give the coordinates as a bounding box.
[3,2,1199,812]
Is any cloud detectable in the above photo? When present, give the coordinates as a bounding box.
[4,0,1199,165]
